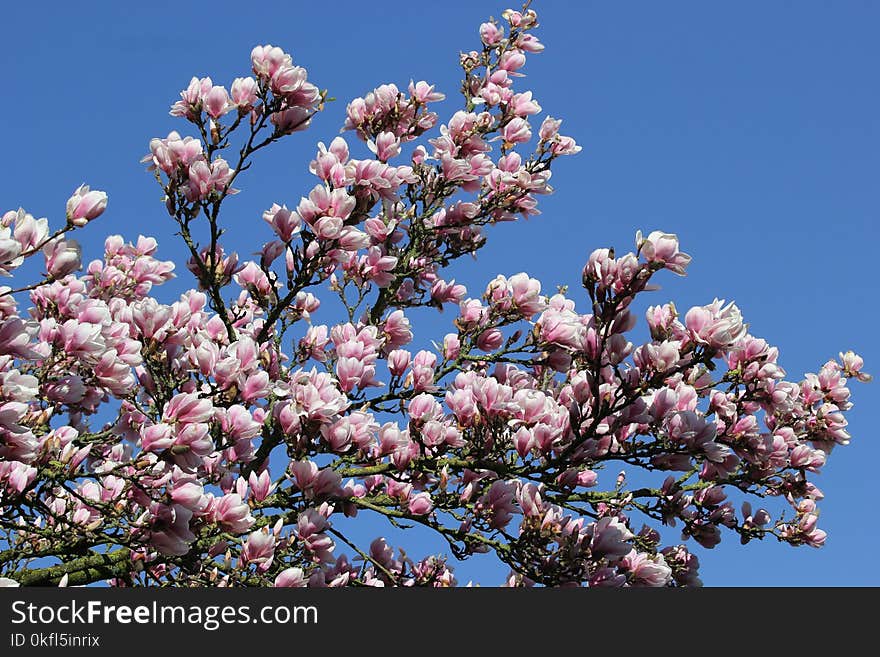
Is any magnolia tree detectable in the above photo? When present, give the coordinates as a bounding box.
[0,6,869,588]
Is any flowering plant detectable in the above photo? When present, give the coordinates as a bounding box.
[0,5,868,588]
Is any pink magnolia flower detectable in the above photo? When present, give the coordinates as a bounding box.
[408,492,433,515]
[685,299,746,352]
[538,306,584,351]
[360,247,397,287]
[251,44,291,79]
[43,238,82,278]
[498,49,526,73]
[442,333,461,360]
[149,504,196,557]
[203,85,230,119]
[244,471,273,504]
[66,185,108,227]
[590,516,635,559]
[620,550,673,587]
[368,131,402,162]
[231,77,258,109]
[274,567,307,587]
[502,118,532,144]
[479,22,504,46]
[170,481,211,514]
[840,350,871,382]
[387,349,411,377]
[539,116,562,141]
[408,80,445,103]
[509,272,544,317]
[0,460,37,494]
[271,65,307,96]
[170,76,212,119]
[212,493,254,533]
[12,209,49,253]
[240,528,276,571]
[163,393,214,425]
[263,204,301,242]
[382,310,412,350]
[476,328,504,352]
[272,107,312,135]
[637,230,691,275]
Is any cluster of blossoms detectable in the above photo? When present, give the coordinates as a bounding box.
[146,44,323,207]
[0,6,868,589]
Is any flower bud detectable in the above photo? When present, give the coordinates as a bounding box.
[66,185,108,227]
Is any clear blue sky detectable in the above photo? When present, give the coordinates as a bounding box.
[3,0,877,586]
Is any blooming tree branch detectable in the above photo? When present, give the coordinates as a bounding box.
[0,4,869,588]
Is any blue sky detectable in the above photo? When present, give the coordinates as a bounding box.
[2,0,877,586]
